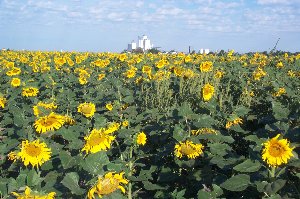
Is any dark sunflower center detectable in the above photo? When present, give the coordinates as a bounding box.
[42,117,56,127]
[181,144,195,155]
[25,144,41,157]
[98,178,119,195]
[89,134,105,146]
[82,105,92,114]
[269,143,284,157]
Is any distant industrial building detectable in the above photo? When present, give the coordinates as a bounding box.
[200,49,210,54]
[128,35,153,52]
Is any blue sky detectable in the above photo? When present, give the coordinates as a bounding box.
[0,0,300,53]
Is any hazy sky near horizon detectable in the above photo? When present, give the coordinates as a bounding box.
[1,0,300,53]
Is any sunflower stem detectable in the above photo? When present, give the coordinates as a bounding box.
[269,166,276,178]
[114,139,123,161]
[128,146,133,199]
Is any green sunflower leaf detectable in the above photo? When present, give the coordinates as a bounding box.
[220,174,250,192]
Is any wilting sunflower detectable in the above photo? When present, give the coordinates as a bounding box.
[262,134,294,167]
[0,97,6,108]
[225,117,243,129]
[106,122,121,134]
[88,172,128,199]
[191,128,218,135]
[200,61,213,72]
[273,88,286,97]
[22,87,39,97]
[7,151,18,162]
[34,112,65,133]
[33,101,57,117]
[174,140,204,159]
[11,77,21,87]
[78,102,96,118]
[64,115,75,125]
[82,128,116,154]
[136,132,147,146]
[11,186,56,199]
[17,139,51,168]
[202,83,214,101]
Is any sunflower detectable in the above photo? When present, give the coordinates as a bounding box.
[64,115,75,125]
[22,87,39,97]
[6,67,21,76]
[142,65,151,74]
[262,134,294,167]
[182,69,195,78]
[0,97,6,108]
[225,117,243,129]
[34,112,65,133]
[253,67,266,81]
[98,73,106,80]
[11,77,21,87]
[79,76,88,85]
[106,122,121,134]
[191,128,218,135]
[136,132,147,146]
[214,70,224,79]
[105,103,113,111]
[202,83,214,101]
[118,54,127,61]
[78,102,96,118]
[11,186,56,199]
[122,120,129,127]
[17,139,51,168]
[88,172,128,199]
[82,128,116,154]
[276,61,284,68]
[123,69,136,78]
[7,151,18,162]
[173,66,184,77]
[200,61,213,72]
[33,101,57,117]
[174,140,204,159]
[273,88,286,97]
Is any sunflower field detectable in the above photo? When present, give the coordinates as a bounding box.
[0,50,299,198]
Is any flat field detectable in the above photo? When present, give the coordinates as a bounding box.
[0,50,299,198]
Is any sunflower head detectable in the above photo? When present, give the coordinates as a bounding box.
[191,128,218,135]
[34,112,65,133]
[88,172,128,199]
[262,134,294,167]
[202,83,215,101]
[82,128,116,154]
[0,97,6,109]
[22,87,39,97]
[11,186,56,199]
[200,61,213,72]
[174,140,204,159]
[78,102,96,118]
[105,103,113,111]
[136,132,147,146]
[17,139,52,168]
[11,77,21,87]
